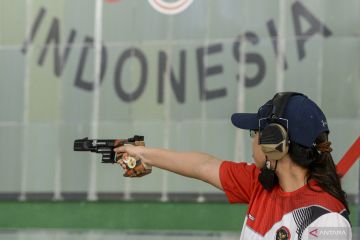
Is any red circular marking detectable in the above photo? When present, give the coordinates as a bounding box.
[105,0,121,3]
[153,0,189,10]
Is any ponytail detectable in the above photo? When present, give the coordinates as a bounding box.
[289,132,349,212]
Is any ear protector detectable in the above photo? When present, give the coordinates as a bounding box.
[258,92,303,160]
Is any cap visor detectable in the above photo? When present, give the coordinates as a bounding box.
[231,113,258,130]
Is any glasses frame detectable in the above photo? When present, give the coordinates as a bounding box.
[249,129,257,138]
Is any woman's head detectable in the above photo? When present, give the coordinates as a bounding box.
[231,92,349,210]
[231,92,329,151]
[232,92,328,165]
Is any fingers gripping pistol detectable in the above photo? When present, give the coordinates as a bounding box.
[73,135,151,177]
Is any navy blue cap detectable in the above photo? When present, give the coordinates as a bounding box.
[231,94,329,148]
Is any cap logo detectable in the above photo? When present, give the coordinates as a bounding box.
[321,120,328,127]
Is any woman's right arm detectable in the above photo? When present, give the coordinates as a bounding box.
[114,145,224,190]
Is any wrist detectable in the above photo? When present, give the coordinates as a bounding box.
[137,146,152,166]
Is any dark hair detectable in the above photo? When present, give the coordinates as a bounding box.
[288,132,349,212]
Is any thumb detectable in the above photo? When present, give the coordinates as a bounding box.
[114,145,126,153]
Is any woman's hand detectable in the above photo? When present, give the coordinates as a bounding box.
[114,144,152,177]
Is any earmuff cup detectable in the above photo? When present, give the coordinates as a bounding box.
[259,123,289,160]
[258,92,303,160]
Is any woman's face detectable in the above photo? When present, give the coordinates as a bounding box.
[251,132,267,168]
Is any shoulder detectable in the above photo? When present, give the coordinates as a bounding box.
[289,204,350,239]
[219,161,261,203]
[311,212,351,227]
[220,161,259,175]
[303,182,347,213]
[220,161,260,184]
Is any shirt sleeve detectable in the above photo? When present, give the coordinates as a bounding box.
[219,161,259,204]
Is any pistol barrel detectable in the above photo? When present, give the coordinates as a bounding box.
[73,138,94,151]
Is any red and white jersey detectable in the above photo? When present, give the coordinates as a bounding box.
[220,161,351,240]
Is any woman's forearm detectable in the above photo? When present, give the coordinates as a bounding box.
[143,148,220,178]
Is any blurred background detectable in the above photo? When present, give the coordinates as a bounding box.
[0,0,359,239]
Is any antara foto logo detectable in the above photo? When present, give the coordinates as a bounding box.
[309,228,318,237]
